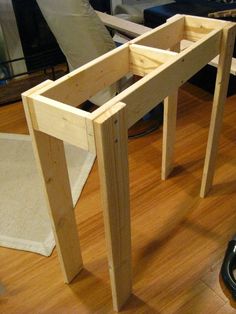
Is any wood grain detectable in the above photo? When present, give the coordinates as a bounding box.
[98,11,236,76]
[22,81,83,283]
[92,29,221,129]
[162,91,178,180]
[41,44,129,107]
[1,83,236,313]
[200,22,236,197]
[29,95,95,152]
[129,45,177,76]
[162,43,180,180]
[94,102,132,311]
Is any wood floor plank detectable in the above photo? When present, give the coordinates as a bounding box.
[160,281,225,314]
[0,102,28,134]
[216,302,236,314]
[201,260,232,303]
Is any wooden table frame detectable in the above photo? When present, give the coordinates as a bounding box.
[22,15,236,311]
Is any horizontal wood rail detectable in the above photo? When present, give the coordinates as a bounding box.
[184,15,227,41]
[41,44,130,107]
[92,29,221,128]
[97,11,236,75]
[30,95,95,152]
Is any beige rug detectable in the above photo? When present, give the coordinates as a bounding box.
[0,133,95,256]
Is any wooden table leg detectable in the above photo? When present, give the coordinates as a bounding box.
[162,43,180,180]
[94,102,132,311]
[162,91,178,180]
[22,92,83,283]
[200,23,236,198]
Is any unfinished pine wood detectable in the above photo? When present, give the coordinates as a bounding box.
[200,22,236,197]
[29,94,95,153]
[2,85,236,313]
[184,15,227,41]
[94,102,132,311]
[208,9,236,19]
[12,15,236,312]
[129,44,177,76]
[92,29,221,128]
[127,29,183,190]
[131,15,185,49]
[162,91,178,180]
[98,11,236,74]
[96,11,150,37]
[41,44,130,107]
[35,16,185,108]
[181,39,236,75]
[22,81,83,283]
[161,42,180,180]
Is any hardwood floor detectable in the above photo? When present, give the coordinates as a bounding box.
[0,83,236,313]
